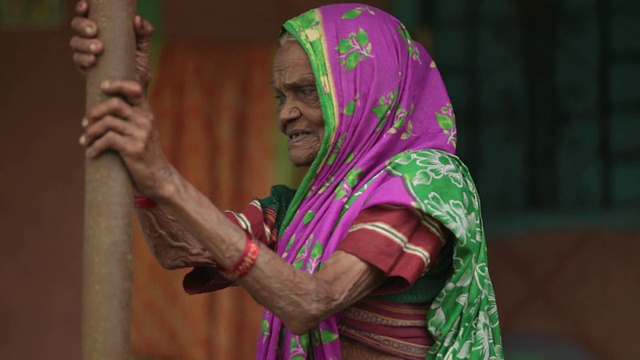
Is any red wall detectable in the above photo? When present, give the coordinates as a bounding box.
[0,4,85,359]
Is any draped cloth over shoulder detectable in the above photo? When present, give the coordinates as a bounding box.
[256,4,503,359]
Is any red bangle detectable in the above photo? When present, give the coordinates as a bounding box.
[134,196,158,209]
[220,237,260,281]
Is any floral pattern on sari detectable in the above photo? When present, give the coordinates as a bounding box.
[256,4,503,359]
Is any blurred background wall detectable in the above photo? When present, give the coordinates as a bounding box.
[0,0,638,359]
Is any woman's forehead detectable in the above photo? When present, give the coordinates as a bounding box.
[272,42,314,80]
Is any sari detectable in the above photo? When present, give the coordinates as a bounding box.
[255,4,504,359]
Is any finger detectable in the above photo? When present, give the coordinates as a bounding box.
[83,114,144,147]
[86,130,140,159]
[86,97,153,133]
[88,97,137,123]
[72,52,97,69]
[100,80,145,106]
[75,1,89,16]
[69,36,103,55]
[135,16,155,38]
[70,17,98,38]
[134,15,142,32]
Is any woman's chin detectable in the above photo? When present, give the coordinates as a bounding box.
[288,149,317,168]
[288,141,320,168]
[289,155,314,168]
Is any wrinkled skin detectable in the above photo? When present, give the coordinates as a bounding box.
[272,41,325,167]
[79,78,171,198]
[72,0,165,196]
[69,0,153,88]
[71,0,325,170]
[70,2,388,358]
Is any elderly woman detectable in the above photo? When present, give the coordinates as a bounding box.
[72,2,503,359]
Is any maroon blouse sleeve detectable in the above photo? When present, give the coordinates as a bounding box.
[336,206,448,294]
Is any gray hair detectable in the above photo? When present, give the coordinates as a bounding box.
[278,30,298,46]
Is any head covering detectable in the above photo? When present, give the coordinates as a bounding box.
[257,4,503,359]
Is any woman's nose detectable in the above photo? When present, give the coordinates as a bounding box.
[278,102,302,127]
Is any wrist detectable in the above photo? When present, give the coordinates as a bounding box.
[139,161,180,202]
[153,165,180,203]
[134,196,157,209]
[220,237,260,281]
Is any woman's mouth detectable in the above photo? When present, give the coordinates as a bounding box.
[288,131,311,141]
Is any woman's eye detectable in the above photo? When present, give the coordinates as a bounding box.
[274,93,285,105]
[298,86,317,99]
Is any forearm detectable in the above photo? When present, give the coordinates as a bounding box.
[154,169,248,269]
[156,169,385,334]
[240,249,383,334]
[135,205,216,269]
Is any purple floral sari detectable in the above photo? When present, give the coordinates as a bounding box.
[256,4,503,359]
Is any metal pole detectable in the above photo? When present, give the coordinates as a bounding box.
[82,1,137,359]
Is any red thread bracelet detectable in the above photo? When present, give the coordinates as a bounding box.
[134,196,158,209]
[220,238,260,281]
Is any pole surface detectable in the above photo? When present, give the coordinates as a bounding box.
[82,1,137,359]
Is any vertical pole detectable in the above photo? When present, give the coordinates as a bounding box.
[82,1,137,359]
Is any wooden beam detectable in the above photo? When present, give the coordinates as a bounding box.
[82,1,137,359]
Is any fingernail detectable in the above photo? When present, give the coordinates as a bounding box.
[84,26,92,35]
[89,43,96,52]
[79,135,86,145]
[101,80,110,89]
[82,118,89,127]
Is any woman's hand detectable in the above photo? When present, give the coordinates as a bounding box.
[80,79,173,198]
[69,0,154,88]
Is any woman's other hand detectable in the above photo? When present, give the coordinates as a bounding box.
[69,0,154,88]
[80,79,172,198]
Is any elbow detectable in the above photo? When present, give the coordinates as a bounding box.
[284,310,324,335]
[281,281,337,335]
[151,249,172,269]
[151,247,182,270]
[158,259,180,270]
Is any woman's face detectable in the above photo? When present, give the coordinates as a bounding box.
[272,40,325,167]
